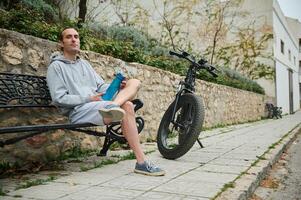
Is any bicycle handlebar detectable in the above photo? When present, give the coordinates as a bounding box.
[203,62,218,78]
[169,51,218,77]
[169,51,186,58]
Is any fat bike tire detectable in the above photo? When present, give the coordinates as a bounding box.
[157,93,205,159]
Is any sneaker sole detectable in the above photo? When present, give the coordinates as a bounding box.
[134,169,166,176]
[99,107,125,122]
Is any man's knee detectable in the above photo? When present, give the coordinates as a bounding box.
[128,79,141,90]
[122,101,134,112]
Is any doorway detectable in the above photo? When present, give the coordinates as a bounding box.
[288,69,294,114]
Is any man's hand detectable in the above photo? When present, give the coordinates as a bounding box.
[90,93,103,101]
[120,80,127,89]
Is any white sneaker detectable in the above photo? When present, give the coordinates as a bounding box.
[99,104,125,122]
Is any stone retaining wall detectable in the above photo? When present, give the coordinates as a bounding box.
[0,29,266,166]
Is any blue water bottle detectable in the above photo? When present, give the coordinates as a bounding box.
[102,73,125,101]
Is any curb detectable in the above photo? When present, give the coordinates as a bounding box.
[215,123,301,200]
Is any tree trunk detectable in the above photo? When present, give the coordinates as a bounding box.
[78,0,87,27]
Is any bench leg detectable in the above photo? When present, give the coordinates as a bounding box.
[98,134,116,156]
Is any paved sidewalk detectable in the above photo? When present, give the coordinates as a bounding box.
[2,111,301,200]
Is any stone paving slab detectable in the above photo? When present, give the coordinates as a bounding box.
[208,158,254,167]
[2,112,301,200]
[153,179,224,198]
[197,164,249,175]
[8,182,90,200]
[59,186,144,200]
[134,191,209,200]
[54,171,121,186]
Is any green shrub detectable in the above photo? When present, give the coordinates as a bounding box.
[91,39,146,63]
[90,24,149,49]
[145,56,187,75]
[0,7,93,49]
[89,23,169,56]
[20,0,58,22]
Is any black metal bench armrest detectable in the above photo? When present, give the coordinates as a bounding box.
[132,99,143,112]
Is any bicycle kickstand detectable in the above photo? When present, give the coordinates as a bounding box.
[197,138,204,148]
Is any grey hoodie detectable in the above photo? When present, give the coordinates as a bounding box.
[46,53,108,115]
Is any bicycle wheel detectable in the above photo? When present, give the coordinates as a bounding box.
[157,93,204,159]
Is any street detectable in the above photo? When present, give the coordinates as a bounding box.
[251,132,301,200]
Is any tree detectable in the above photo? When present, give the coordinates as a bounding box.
[50,0,78,21]
[85,0,110,23]
[50,0,108,25]
[152,0,198,50]
[196,0,243,64]
[109,0,152,29]
[215,22,274,80]
[77,0,87,27]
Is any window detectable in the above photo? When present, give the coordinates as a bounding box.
[288,50,291,61]
[299,38,301,53]
[281,40,284,54]
[294,56,296,66]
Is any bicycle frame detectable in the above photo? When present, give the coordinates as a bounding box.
[168,50,218,126]
[170,65,197,126]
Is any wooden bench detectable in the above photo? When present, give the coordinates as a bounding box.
[0,72,145,156]
[265,103,282,119]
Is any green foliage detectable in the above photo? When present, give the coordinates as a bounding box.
[16,176,56,189]
[211,27,275,81]
[20,0,58,22]
[0,7,265,95]
[57,146,95,161]
[108,25,149,50]
[0,7,93,49]
[119,152,136,160]
[80,159,117,171]
[218,67,265,94]
[0,161,12,172]
[91,39,146,63]
[90,23,169,56]
[145,56,187,75]
[0,186,6,196]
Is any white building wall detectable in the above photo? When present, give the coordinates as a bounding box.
[286,17,301,100]
[273,0,300,113]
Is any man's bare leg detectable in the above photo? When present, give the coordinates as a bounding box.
[120,101,146,163]
[103,78,145,163]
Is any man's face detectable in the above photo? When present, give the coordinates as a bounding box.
[60,28,80,54]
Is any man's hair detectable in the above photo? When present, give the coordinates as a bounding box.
[59,27,79,41]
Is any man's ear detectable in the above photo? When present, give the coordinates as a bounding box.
[59,41,63,47]
[59,41,64,51]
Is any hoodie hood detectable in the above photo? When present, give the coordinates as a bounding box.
[50,52,80,64]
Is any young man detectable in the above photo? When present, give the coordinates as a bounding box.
[46,28,165,176]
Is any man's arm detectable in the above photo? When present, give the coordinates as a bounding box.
[46,64,92,108]
[85,60,110,93]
